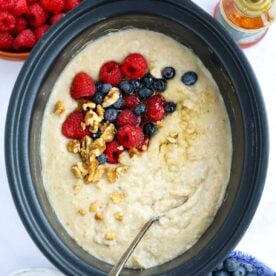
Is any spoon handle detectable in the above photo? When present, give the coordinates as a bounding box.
[108,216,160,276]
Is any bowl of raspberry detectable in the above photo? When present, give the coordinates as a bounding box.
[0,0,82,60]
[5,0,268,275]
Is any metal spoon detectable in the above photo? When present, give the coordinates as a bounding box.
[108,215,162,276]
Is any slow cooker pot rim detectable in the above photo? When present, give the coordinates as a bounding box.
[5,0,269,275]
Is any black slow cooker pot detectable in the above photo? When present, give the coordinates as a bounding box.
[5,0,269,275]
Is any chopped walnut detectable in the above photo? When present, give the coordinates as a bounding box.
[78,209,86,216]
[141,145,148,152]
[96,105,105,120]
[85,164,105,184]
[101,123,116,142]
[82,102,96,111]
[90,138,106,157]
[95,212,103,221]
[71,163,87,179]
[53,101,65,115]
[67,140,81,153]
[89,202,97,213]
[106,165,127,183]
[128,148,141,158]
[169,132,179,138]
[105,231,115,241]
[84,159,99,184]
[114,212,123,221]
[102,87,120,108]
[156,121,164,129]
[73,183,82,191]
[84,110,102,134]
[110,192,126,204]
[167,136,177,144]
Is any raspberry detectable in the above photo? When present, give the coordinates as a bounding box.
[0,11,16,32]
[99,61,122,86]
[62,111,90,139]
[41,0,64,13]
[117,110,138,128]
[117,125,144,149]
[34,24,50,40]
[104,141,123,164]
[50,13,64,24]
[146,94,165,122]
[12,17,27,34]
[26,0,36,4]
[0,0,15,11]
[64,0,81,11]
[137,137,149,151]
[70,72,96,100]
[12,0,29,16]
[13,29,36,51]
[121,53,148,80]
[124,95,140,109]
[0,32,13,50]
[27,3,48,27]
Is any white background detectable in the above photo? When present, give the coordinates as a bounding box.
[0,1,275,275]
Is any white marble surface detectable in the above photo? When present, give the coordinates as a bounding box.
[0,1,275,275]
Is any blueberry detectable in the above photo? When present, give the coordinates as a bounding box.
[181,71,198,86]
[96,82,103,92]
[245,273,257,276]
[214,262,224,271]
[104,108,118,122]
[96,154,107,164]
[233,266,246,276]
[92,92,104,104]
[143,122,157,137]
[101,83,112,94]
[130,79,142,92]
[119,81,133,94]
[134,103,147,116]
[162,66,176,80]
[113,95,124,109]
[92,130,102,139]
[223,259,239,272]
[165,101,177,113]
[142,74,154,88]
[138,87,154,99]
[153,78,167,92]
[213,271,231,276]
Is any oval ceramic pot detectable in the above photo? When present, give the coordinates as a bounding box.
[5,0,269,275]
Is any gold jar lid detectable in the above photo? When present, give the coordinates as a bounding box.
[234,0,272,16]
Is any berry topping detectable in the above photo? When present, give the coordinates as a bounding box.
[146,94,165,122]
[13,29,36,51]
[181,71,198,86]
[62,111,89,139]
[13,0,29,16]
[96,153,107,164]
[143,122,157,137]
[41,0,65,13]
[104,108,118,122]
[121,53,148,79]
[117,110,137,128]
[117,125,144,149]
[164,101,177,113]
[138,87,154,99]
[0,11,16,32]
[70,72,96,100]
[142,73,154,88]
[0,0,15,11]
[113,95,124,109]
[99,61,122,86]
[92,92,104,105]
[64,0,82,12]
[162,67,176,80]
[124,95,140,109]
[134,103,147,116]
[129,79,142,92]
[153,78,167,92]
[104,141,123,164]
[119,80,133,94]
[0,32,13,50]
[223,259,239,272]
[96,82,112,95]
[27,3,49,28]
[34,24,50,40]
[13,17,27,34]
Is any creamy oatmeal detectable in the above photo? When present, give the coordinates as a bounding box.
[41,29,232,268]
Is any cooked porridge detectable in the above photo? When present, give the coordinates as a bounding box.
[40,29,232,268]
